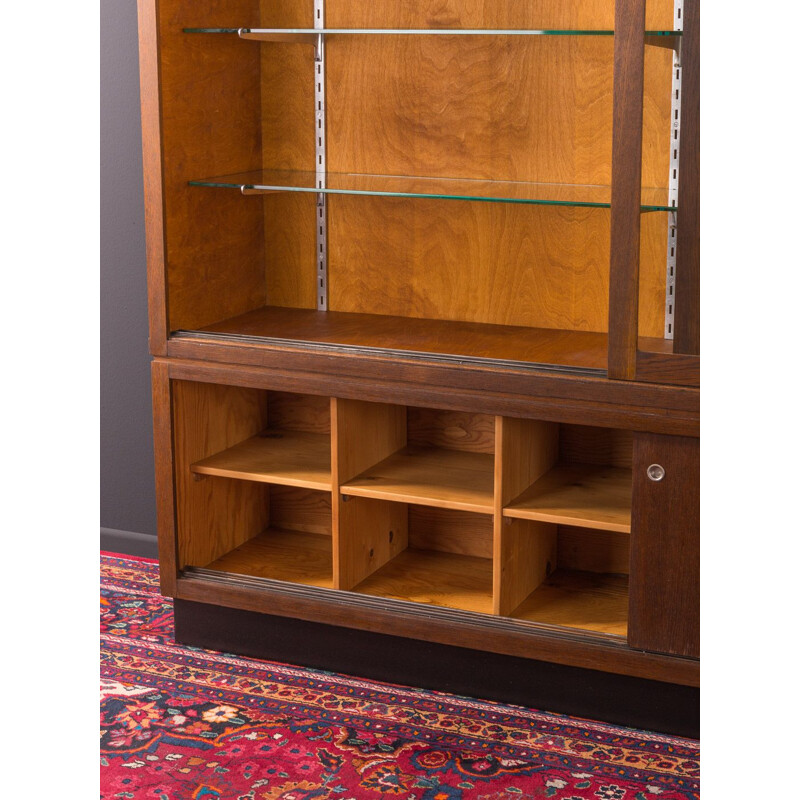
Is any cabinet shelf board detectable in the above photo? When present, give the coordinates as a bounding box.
[504,464,632,532]
[190,169,675,212]
[353,548,493,614]
[190,430,332,490]
[341,446,495,513]
[511,570,628,636]
[187,306,673,373]
[203,529,333,589]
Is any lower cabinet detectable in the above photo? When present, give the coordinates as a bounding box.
[153,360,699,724]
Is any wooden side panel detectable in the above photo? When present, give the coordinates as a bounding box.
[138,0,168,354]
[628,433,699,657]
[172,380,271,568]
[335,497,409,591]
[332,398,408,589]
[494,416,559,615]
[407,409,494,454]
[159,0,266,332]
[151,361,177,595]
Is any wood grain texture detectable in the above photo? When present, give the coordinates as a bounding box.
[608,0,646,379]
[673,0,700,355]
[269,486,332,535]
[176,576,699,685]
[332,398,408,589]
[407,408,495,453]
[326,0,675,31]
[353,548,494,615]
[628,432,699,657]
[635,351,700,387]
[205,528,332,588]
[151,361,177,595]
[329,200,666,337]
[138,0,168,354]
[201,306,672,369]
[408,506,493,558]
[332,398,407,483]
[512,570,629,635]
[505,465,632,533]
[159,0,267,333]
[342,446,495,513]
[558,526,631,575]
[164,351,700,438]
[268,391,331,433]
[494,416,559,615]
[334,496,409,591]
[258,0,317,311]
[172,380,270,568]
[190,429,332,490]
[559,424,633,468]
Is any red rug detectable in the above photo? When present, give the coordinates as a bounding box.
[100,552,699,799]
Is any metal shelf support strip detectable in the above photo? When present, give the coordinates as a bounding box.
[315,0,328,311]
[664,0,683,339]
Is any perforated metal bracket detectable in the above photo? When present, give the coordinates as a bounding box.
[664,0,683,339]
[314,0,328,311]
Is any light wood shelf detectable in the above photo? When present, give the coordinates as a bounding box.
[203,528,333,588]
[340,445,495,513]
[190,430,332,490]
[353,548,493,614]
[504,464,632,533]
[511,570,629,636]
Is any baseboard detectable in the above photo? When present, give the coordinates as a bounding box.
[100,527,159,559]
[174,598,700,739]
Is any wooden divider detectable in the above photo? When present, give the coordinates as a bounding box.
[332,398,408,589]
[493,417,559,616]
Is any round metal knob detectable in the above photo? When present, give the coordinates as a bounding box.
[647,464,666,482]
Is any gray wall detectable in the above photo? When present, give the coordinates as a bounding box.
[101,0,158,557]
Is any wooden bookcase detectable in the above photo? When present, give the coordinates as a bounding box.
[140,0,699,733]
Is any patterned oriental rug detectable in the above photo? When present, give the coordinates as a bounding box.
[100,553,700,799]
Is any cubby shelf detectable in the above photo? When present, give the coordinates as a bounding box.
[190,430,332,490]
[204,529,333,589]
[511,570,629,636]
[504,465,632,533]
[341,446,495,513]
[352,548,493,614]
[189,170,676,212]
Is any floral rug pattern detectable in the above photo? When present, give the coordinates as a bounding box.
[100,553,699,799]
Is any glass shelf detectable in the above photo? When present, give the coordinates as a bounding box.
[189,169,675,211]
[184,27,681,37]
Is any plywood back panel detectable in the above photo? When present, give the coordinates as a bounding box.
[407,408,494,454]
[269,486,333,535]
[409,506,493,558]
[557,525,630,574]
[559,425,633,468]
[259,1,318,309]
[159,0,267,332]
[268,392,331,433]
[173,380,270,568]
[327,0,675,31]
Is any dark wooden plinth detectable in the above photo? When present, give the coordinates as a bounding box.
[174,598,699,738]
